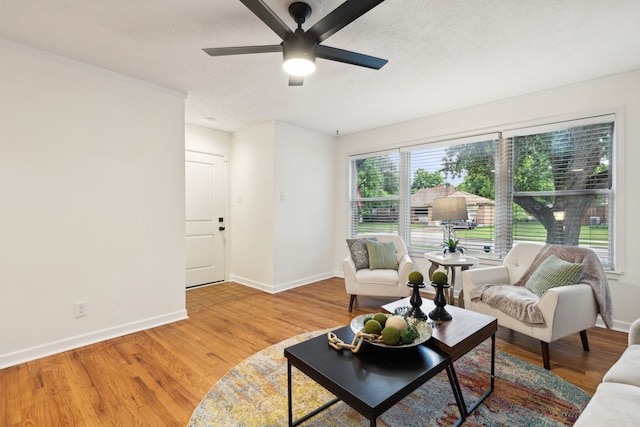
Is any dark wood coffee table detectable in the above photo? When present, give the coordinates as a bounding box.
[284,325,467,427]
[383,297,498,415]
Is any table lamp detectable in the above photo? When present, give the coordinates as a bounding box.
[431,196,468,243]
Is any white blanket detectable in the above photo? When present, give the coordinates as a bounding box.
[470,283,544,324]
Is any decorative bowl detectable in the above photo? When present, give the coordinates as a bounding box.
[349,313,432,348]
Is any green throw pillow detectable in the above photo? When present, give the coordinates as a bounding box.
[525,255,585,297]
[366,240,399,270]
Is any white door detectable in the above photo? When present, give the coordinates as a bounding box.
[185,151,225,287]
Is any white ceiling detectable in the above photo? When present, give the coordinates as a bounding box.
[1,0,639,136]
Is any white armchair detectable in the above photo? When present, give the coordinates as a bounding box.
[461,242,610,369]
[343,233,413,312]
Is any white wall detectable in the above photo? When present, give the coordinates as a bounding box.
[0,41,187,368]
[273,122,335,290]
[230,121,335,292]
[230,122,276,289]
[333,70,640,328]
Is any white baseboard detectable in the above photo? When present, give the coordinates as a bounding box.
[229,272,335,294]
[0,310,188,369]
[271,272,335,293]
[227,274,271,292]
[595,316,631,333]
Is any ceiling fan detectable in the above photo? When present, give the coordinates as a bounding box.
[203,0,388,86]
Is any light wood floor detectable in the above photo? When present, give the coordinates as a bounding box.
[0,278,628,426]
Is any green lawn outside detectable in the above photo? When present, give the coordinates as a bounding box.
[457,223,608,246]
[356,222,399,233]
[357,222,609,246]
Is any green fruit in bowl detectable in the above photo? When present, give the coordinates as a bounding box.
[381,326,401,345]
[363,319,382,335]
[373,313,388,328]
[408,271,424,284]
[400,329,414,344]
[432,271,448,285]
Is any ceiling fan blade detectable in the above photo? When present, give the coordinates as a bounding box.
[288,75,304,86]
[307,0,386,43]
[239,0,294,41]
[203,45,282,56]
[316,45,388,69]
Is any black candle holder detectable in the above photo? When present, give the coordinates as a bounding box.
[406,281,427,319]
[429,281,452,321]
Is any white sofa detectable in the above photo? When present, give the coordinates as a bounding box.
[343,233,412,312]
[574,318,640,426]
[461,242,603,369]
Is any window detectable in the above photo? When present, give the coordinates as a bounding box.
[404,134,499,256]
[349,151,400,234]
[505,117,614,268]
[348,114,616,269]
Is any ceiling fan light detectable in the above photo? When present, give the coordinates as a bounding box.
[283,57,316,76]
[282,34,317,77]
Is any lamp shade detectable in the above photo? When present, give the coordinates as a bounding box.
[282,36,316,77]
[431,197,468,221]
[282,57,315,76]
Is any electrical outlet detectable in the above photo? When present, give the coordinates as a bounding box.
[74,301,87,318]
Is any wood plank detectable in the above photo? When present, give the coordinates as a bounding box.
[0,278,628,425]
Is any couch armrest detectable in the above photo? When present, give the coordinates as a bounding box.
[461,265,510,290]
[343,256,357,293]
[397,254,414,285]
[537,284,598,341]
[629,318,640,346]
[461,266,510,308]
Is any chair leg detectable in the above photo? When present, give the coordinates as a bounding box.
[580,330,590,351]
[349,295,356,312]
[541,341,551,370]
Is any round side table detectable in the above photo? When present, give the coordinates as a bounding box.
[424,252,479,307]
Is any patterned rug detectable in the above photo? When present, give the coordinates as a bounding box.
[189,330,591,426]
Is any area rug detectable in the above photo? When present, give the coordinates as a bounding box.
[189,330,591,426]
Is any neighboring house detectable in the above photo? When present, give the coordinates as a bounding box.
[411,187,495,226]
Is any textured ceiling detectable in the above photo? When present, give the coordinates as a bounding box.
[1,0,639,136]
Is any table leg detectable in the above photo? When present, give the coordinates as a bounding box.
[428,262,438,281]
[448,267,456,306]
[458,266,470,308]
[464,333,496,415]
[491,333,495,388]
[288,363,341,426]
[445,363,467,426]
[287,362,293,427]
[445,333,496,427]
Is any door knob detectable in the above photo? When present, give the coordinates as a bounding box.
[219,226,226,231]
